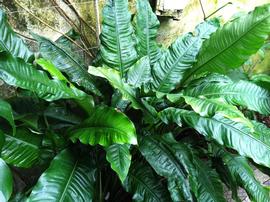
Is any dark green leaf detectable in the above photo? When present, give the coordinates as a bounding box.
[0,99,15,134]
[0,158,13,202]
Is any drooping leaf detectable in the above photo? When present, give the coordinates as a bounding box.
[182,96,254,129]
[1,128,41,168]
[106,144,131,183]
[70,106,137,147]
[151,20,219,93]
[0,52,87,101]
[0,99,15,134]
[134,0,161,64]
[251,73,270,91]
[28,149,96,202]
[124,161,171,202]
[0,10,33,62]
[182,4,270,83]
[160,108,270,168]
[127,56,151,88]
[215,148,270,202]
[100,0,138,77]
[33,34,101,96]
[0,158,13,202]
[184,74,270,115]
[139,134,195,201]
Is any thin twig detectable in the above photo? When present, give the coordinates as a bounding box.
[205,2,233,20]
[14,31,37,42]
[14,0,94,58]
[94,0,101,46]
[198,0,206,20]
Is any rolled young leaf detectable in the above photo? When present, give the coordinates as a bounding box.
[70,106,137,147]
[28,149,96,202]
[0,158,13,202]
[0,10,34,62]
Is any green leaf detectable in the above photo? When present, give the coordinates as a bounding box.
[100,0,137,77]
[139,134,195,201]
[33,34,101,96]
[127,56,151,88]
[0,158,13,202]
[182,96,254,129]
[0,10,33,62]
[0,99,15,135]
[106,144,131,183]
[134,0,161,64]
[1,128,41,168]
[151,20,219,93]
[88,66,142,109]
[28,149,96,202]
[215,148,270,202]
[0,52,87,101]
[70,106,137,147]
[251,73,270,91]
[184,75,270,115]
[124,161,171,202]
[183,4,270,82]
[160,108,270,167]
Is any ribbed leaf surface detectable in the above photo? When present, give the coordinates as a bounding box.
[160,108,270,167]
[0,52,86,101]
[183,4,270,82]
[124,161,171,202]
[100,0,137,76]
[134,0,161,64]
[0,10,33,62]
[34,34,101,96]
[70,106,137,147]
[184,75,270,115]
[1,129,41,168]
[0,158,13,202]
[106,144,131,183]
[151,20,219,93]
[28,149,96,202]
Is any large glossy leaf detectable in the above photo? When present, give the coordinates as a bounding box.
[0,52,87,101]
[0,158,13,202]
[134,0,161,64]
[124,161,171,202]
[182,4,270,82]
[160,108,270,167]
[215,148,270,202]
[127,56,151,88]
[70,106,137,147]
[106,144,131,183]
[0,99,15,134]
[151,20,219,93]
[0,10,33,62]
[28,149,96,202]
[1,128,41,168]
[139,134,195,201]
[34,34,101,96]
[184,75,270,115]
[100,0,137,77]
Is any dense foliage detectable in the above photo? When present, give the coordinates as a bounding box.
[0,0,270,201]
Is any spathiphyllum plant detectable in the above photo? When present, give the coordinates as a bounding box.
[1,0,270,201]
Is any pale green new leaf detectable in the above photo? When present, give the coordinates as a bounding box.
[134,0,161,64]
[183,4,270,82]
[151,20,219,93]
[0,52,87,101]
[34,34,101,96]
[160,108,270,167]
[106,144,131,183]
[100,0,137,76]
[0,158,13,202]
[28,149,96,202]
[0,10,33,62]
[70,106,137,147]
[127,56,151,88]
[1,128,41,168]
[0,99,15,134]
[124,161,171,202]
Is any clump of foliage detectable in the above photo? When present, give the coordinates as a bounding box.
[1,0,270,201]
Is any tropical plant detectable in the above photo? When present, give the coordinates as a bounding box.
[1,0,270,201]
